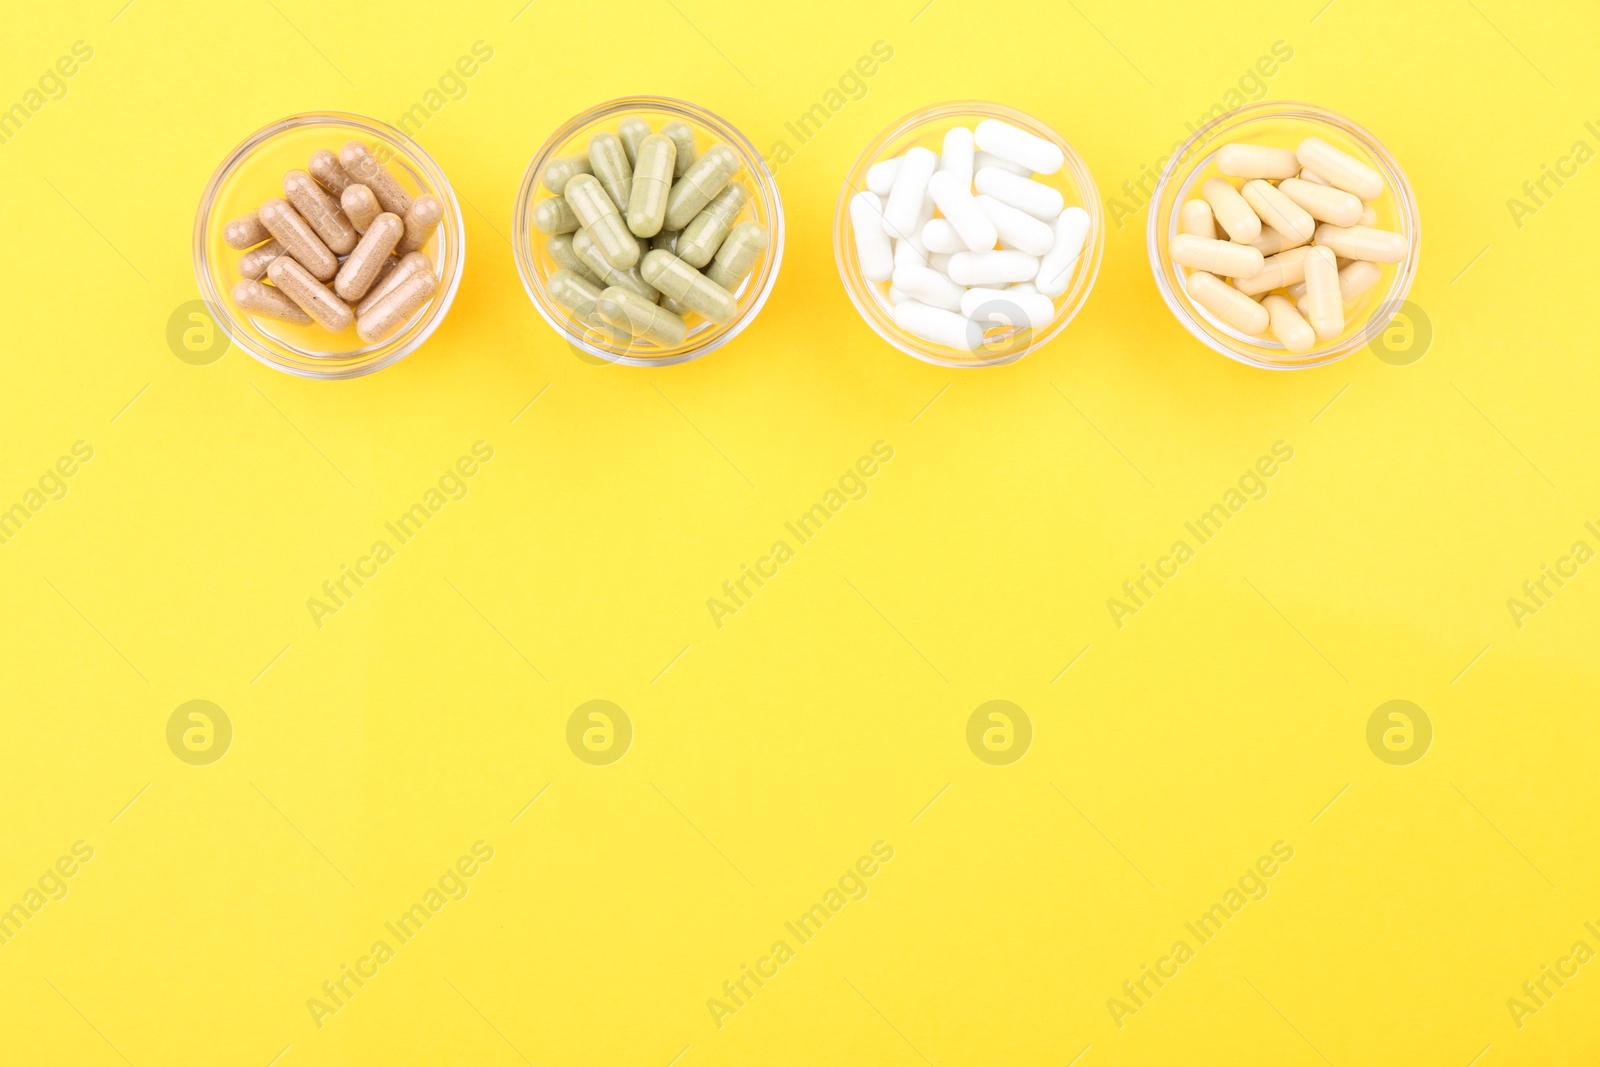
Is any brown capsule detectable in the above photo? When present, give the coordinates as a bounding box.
[335,212,404,302]
[339,141,412,215]
[341,184,380,234]
[309,149,356,197]
[232,279,312,325]
[224,213,269,250]
[357,267,439,343]
[284,169,358,255]
[397,195,443,254]
[258,199,338,281]
[267,255,353,332]
[357,251,430,317]
[239,240,285,280]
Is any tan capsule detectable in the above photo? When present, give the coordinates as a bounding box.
[239,240,285,280]
[1250,225,1310,257]
[705,220,769,292]
[357,267,439,343]
[640,249,737,323]
[334,212,404,301]
[1178,199,1216,239]
[597,286,687,347]
[542,155,592,194]
[1262,294,1315,353]
[341,184,380,234]
[626,134,677,238]
[548,234,602,285]
[224,212,269,250]
[1314,223,1409,263]
[267,255,353,331]
[665,145,740,231]
[1278,177,1363,227]
[357,251,430,317]
[1217,143,1301,180]
[284,169,358,255]
[677,184,747,269]
[309,149,357,197]
[533,196,579,235]
[1233,246,1312,296]
[1169,234,1263,279]
[565,174,638,269]
[1200,177,1260,243]
[1187,271,1268,334]
[339,141,412,215]
[232,279,312,325]
[1301,246,1342,339]
[258,198,338,281]
[572,229,659,303]
[1297,137,1385,201]
[1241,179,1315,244]
[398,195,443,255]
[661,121,697,177]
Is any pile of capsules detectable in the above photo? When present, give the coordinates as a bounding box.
[533,115,769,349]
[847,119,1091,353]
[224,142,444,345]
[1169,137,1409,353]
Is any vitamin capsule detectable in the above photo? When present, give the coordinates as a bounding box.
[973,168,1064,221]
[651,229,681,254]
[1359,204,1377,227]
[1179,199,1216,239]
[573,229,660,303]
[224,212,269,250]
[705,220,768,292]
[894,238,927,271]
[866,155,902,197]
[850,191,894,283]
[920,219,967,255]
[892,263,965,312]
[940,127,975,186]
[977,195,1054,256]
[1011,282,1038,294]
[661,296,690,316]
[1313,223,1409,263]
[947,249,1038,286]
[1277,177,1362,227]
[357,252,430,317]
[1186,271,1268,334]
[1296,259,1384,306]
[548,267,606,320]
[1200,178,1260,243]
[927,252,952,275]
[887,286,911,306]
[335,212,404,301]
[661,121,697,178]
[1233,245,1311,296]
[258,198,338,281]
[357,267,439,343]
[1262,294,1315,353]
[267,255,353,332]
[961,287,1056,329]
[1297,137,1384,201]
[398,195,443,254]
[339,141,412,216]
[678,183,747,267]
[597,286,687,346]
[588,131,633,213]
[1250,225,1309,256]
[1298,166,1330,187]
[1216,143,1300,180]
[882,146,938,242]
[549,233,602,285]
[1169,234,1264,279]
[665,145,740,231]
[1241,179,1315,243]
[239,240,284,280]
[893,301,977,351]
[640,249,737,323]
[564,174,639,270]
[533,196,579,235]
[341,184,380,234]
[619,117,651,166]
[973,150,1031,177]
[974,118,1063,175]
[543,155,592,195]
[284,169,358,255]
[1301,246,1342,339]
[928,171,996,252]
[626,134,677,238]
[309,149,357,197]
[232,279,312,325]
[1036,206,1090,298]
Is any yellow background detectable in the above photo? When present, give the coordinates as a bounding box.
[3,1,1598,1064]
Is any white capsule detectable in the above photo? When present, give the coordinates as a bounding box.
[888,285,912,305]
[893,263,966,312]
[1262,294,1316,353]
[928,252,952,275]
[940,127,975,186]
[961,287,1056,328]
[894,238,927,270]
[921,218,967,254]
[976,196,1053,256]
[947,249,1038,286]
[1187,271,1268,334]
[866,155,902,197]
[850,191,894,282]
[1297,137,1385,201]
[884,147,938,242]
[894,300,978,351]
[928,171,997,252]
[974,119,1063,175]
[973,151,1030,178]
[1010,282,1038,294]
[1035,206,1090,298]
[973,167,1065,222]
[1302,245,1343,339]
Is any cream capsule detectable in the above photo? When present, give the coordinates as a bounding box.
[1298,166,1330,187]
[258,198,338,282]
[1187,271,1268,334]
[893,301,978,351]
[619,117,651,166]
[1294,259,1384,306]
[267,255,353,332]
[626,134,678,238]
[1170,234,1264,279]
[588,131,633,213]
[665,145,741,231]
[543,155,592,195]
[1217,143,1301,180]
[705,220,768,292]
[339,142,412,216]
[398,195,443,255]
[661,121,697,178]
[341,184,380,234]
[285,169,358,255]
[1250,225,1310,256]
[335,212,404,301]
[597,286,687,346]
[533,196,580,235]
[566,174,638,270]
[309,149,357,197]
[1201,177,1261,243]
[356,252,429,317]
[357,267,438,343]
[1301,246,1342,339]
[1179,199,1216,239]
[1313,223,1409,263]
[850,191,894,283]
[1278,177,1362,227]
[1359,204,1377,227]
[640,249,737,323]
[947,250,1039,286]
[239,240,285,280]
[1262,294,1315,353]
[1241,179,1315,244]
[976,195,1054,256]
[1036,206,1090,298]
[224,213,269,250]
[549,233,602,285]
[1233,246,1311,297]
[572,229,659,303]
[679,184,748,268]
[1297,137,1384,201]
[892,263,965,312]
[232,279,312,325]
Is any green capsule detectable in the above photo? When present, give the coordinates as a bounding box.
[626,134,678,239]
[542,155,592,194]
[705,220,770,292]
[619,117,651,167]
[548,234,603,285]
[665,145,740,231]
[588,132,632,213]
[564,173,638,270]
[533,196,579,235]
[660,121,697,178]
[651,229,682,255]
[661,295,690,316]
[597,286,687,347]
[678,183,748,268]
[640,249,737,323]
[549,268,604,319]
[573,229,661,304]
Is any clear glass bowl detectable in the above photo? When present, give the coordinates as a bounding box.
[834,101,1104,369]
[193,112,465,380]
[1147,100,1421,371]
[513,96,784,367]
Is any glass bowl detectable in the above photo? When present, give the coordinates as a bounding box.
[193,111,465,380]
[513,96,784,368]
[834,100,1103,369]
[1147,100,1421,370]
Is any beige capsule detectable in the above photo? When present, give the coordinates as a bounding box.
[357,267,439,343]
[339,141,412,215]
[1250,224,1310,257]
[342,184,380,234]
[309,149,357,197]
[258,198,338,281]
[1313,223,1409,263]
[224,212,269,250]
[533,196,580,235]
[565,174,638,269]
[665,145,740,231]
[678,183,747,268]
[1293,259,1384,306]
[626,134,677,238]
[1187,271,1268,334]
[542,155,592,195]
[1217,143,1301,180]
[1200,177,1260,243]
[588,131,633,213]
[232,279,312,325]
[267,255,353,331]
[619,117,651,166]
[640,249,737,323]
[596,286,687,347]
[284,169,358,255]
[572,229,659,303]
[1278,177,1362,227]
[1301,246,1343,339]
[239,240,285,280]
[1241,179,1315,244]
[705,220,769,292]
[1298,166,1330,187]
[661,121,697,178]
[1297,137,1385,201]
[398,195,443,255]
[1359,203,1378,227]
[1234,246,1312,297]
[335,212,404,301]
[1169,234,1263,279]
[1178,199,1216,239]
[357,252,430,317]
[548,234,602,285]
[1262,294,1315,353]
